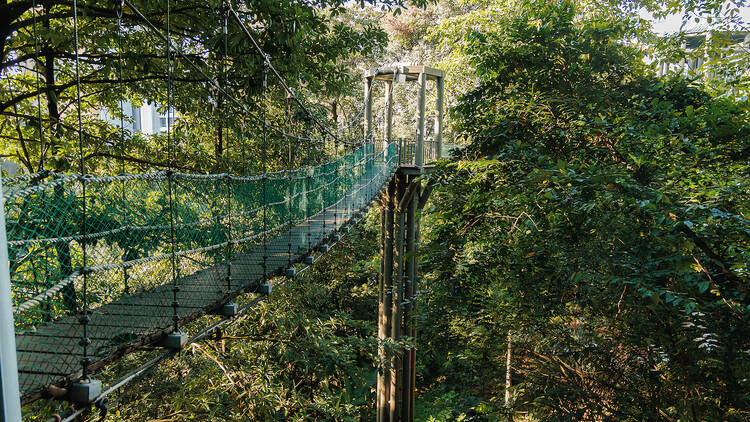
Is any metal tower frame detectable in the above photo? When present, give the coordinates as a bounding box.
[367,64,444,422]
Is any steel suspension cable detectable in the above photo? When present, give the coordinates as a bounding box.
[223,7,234,293]
[333,77,379,137]
[261,60,269,288]
[120,0,335,147]
[241,118,246,176]
[305,119,312,254]
[225,1,343,145]
[128,1,368,151]
[32,0,44,172]
[285,99,293,269]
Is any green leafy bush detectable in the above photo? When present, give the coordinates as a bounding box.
[419,0,750,420]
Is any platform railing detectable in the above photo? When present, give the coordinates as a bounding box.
[397,137,439,167]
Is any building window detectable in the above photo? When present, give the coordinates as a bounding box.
[159,115,174,131]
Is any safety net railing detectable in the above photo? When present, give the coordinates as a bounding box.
[3,141,399,399]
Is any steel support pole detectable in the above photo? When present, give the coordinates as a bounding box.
[415,72,426,167]
[402,180,417,422]
[409,178,430,421]
[365,76,373,144]
[384,179,395,420]
[377,179,395,421]
[435,77,444,160]
[385,81,393,149]
[377,193,385,422]
[390,174,406,421]
[0,176,22,422]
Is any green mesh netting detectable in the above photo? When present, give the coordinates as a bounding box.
[3,141,398,399]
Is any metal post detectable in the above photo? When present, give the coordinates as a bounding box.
[415,72,426,167]
[0,176,22,421]
[364,76,373,144]
[390,174,406,421]
[385,80,393,148]
[377,179,395,421]
[402,180,417,422]
[377,192,386,422]
[435,77,444,160]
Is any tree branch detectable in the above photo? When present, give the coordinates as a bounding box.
[678,224,745,294]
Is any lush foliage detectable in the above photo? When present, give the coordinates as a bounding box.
[23,213,383,420]
[418,0,749,420]
[6,0,750,419]
[1,0,407,174]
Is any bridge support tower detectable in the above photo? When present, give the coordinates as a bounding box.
[377,168,431,422]
[366,64,443,422]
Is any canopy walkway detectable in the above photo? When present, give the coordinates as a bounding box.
[4,142,398,402]
[0,0,446,418]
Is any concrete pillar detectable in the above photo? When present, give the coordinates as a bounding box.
[680,40,687,75]
[704,31,713,82]
[377,193,386,422]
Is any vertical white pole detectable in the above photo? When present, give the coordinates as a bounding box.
[0,175,22,421]
[436,76,444,160]
[415,72,426,167]
[385,80,393,148]
[364,76,373,145]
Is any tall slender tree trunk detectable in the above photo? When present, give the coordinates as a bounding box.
[216,124,223,171]
[41,11,77,313]
[43,1,59,173]
[505,329,512,408]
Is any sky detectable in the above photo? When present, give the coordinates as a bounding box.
[642,6,750,34]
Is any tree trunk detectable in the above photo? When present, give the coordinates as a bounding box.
[216,124,223,172]
[505,329,512,408]
[43,1,60,173]
[41,6,77,315]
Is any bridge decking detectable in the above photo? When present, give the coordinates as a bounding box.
[15,160,395,402]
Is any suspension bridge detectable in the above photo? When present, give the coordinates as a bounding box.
[0,0,446,419]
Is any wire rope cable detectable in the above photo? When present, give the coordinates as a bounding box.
[261,60,269,288]
[32,0,44,173]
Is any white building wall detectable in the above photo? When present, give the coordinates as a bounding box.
[101,102,175,136]
[140,104,153,134]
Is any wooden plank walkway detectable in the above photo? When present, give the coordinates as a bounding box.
[16,159,396,402]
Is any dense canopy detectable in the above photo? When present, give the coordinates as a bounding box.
[2,0,748,420]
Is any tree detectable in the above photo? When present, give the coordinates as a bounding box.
[419,0,749,419]
[0,0,411,175]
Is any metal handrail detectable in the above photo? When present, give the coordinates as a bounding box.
[395,137,439,166]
